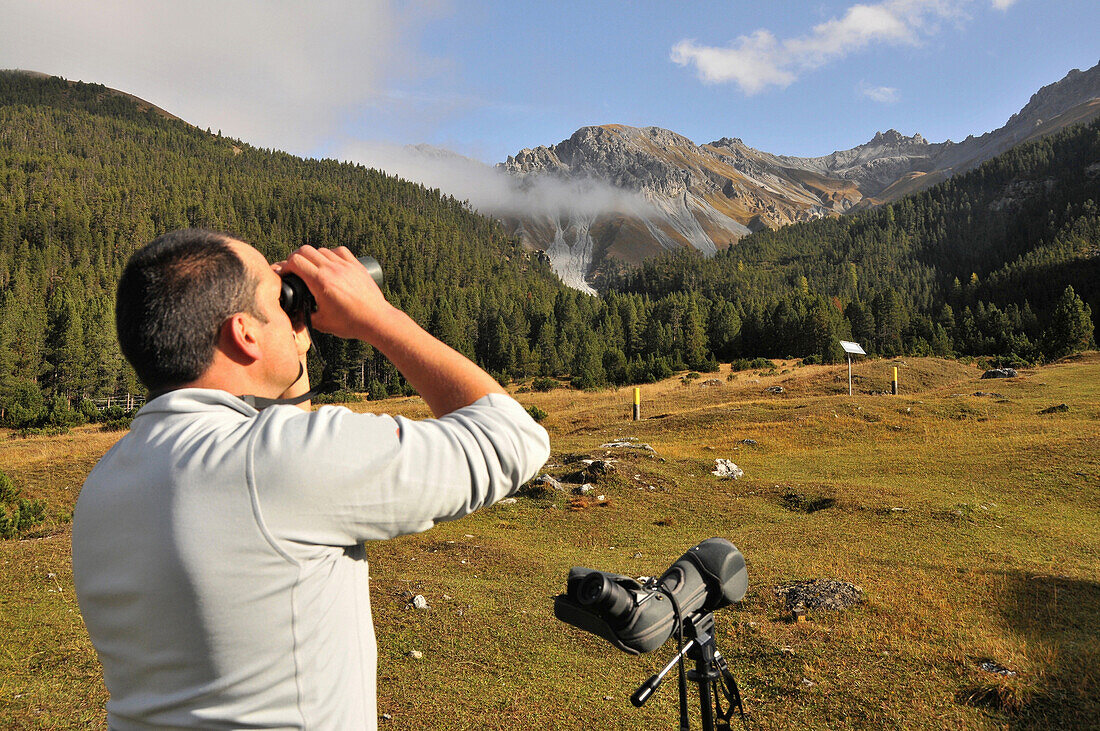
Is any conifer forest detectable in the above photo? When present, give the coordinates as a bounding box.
[0,73,1096,427]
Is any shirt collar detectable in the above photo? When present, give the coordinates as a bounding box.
[135,388,260,419]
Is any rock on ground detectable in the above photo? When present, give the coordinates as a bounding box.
[774,579,864,611]
[981,367,1018,379]
[600,440,656,453]
[711,459,744,479]
[538,474,565,491]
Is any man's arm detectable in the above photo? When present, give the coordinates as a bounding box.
[280,245,505,417]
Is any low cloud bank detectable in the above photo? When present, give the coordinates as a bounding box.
[340,141,656,221]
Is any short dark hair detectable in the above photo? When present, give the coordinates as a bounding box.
[116,228,264,392]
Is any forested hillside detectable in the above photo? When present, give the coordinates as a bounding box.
[608,118,1099,365]
[0,72,572,423]
[0,72,1096,429]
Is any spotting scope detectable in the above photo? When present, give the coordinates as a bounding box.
[554,538,747,655]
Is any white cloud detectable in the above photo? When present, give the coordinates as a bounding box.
[859,82,900,102]
[991,0,1018,9]
[671,0,974,94]
[671,31,794,93]
[340,141,654,220]
[0,0,420,155]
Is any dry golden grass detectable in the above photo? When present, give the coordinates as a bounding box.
[2,355,1098,729]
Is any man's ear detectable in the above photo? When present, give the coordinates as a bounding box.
[219,312,263,365]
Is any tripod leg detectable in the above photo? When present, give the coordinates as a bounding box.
[697,674,715,731]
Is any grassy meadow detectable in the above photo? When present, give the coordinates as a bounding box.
[1,354,1098,729]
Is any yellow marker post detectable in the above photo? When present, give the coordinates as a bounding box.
[892,366,899,395]
[633,387,641,421]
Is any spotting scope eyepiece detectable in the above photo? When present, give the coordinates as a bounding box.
[554,538,748,655]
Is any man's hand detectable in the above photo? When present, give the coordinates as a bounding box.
[279,245,394,341]
[277,245,506,417]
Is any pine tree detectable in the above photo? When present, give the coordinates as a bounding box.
[571,334,607,390]
[706,300,741,361]
[681,299,710,370]
[1044,285,1094,359]
[44,287,87,398]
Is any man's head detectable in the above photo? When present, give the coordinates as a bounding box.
[117,229,283,393]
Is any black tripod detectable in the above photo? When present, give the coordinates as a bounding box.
[630,613,745,731]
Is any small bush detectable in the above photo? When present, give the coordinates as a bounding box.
[366,379,389,401]
[101,405,128,421]
[79,399,100,422]
[0,472,17,503]
[730,357,775,372]
[46,394,86,427]
[0,470,48,539]
[313,389,364,404]
[15,425,70,438]
[14,498,46,533]
[531,377,559,392]
[101,418,133,432]
[526,405,548,423]
[0,378,46,428]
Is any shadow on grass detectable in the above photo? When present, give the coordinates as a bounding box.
[989,571,1100,729]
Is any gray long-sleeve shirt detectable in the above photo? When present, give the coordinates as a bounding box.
[72,389,550,729]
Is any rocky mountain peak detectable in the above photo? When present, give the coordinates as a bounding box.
[1006,61,1100,128]
[867,129,929,147]
[502,124,710,198]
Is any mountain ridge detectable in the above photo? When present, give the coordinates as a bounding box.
[500,61,1100,289]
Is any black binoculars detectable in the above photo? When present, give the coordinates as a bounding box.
[279,256,383,320]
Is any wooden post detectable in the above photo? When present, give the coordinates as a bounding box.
[848,355,853,396]
[892,366,898,395]
[632,387,641,421]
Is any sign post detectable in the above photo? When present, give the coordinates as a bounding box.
[839,340,867,396]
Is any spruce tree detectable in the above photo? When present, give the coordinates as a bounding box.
[1045,286,1095,359]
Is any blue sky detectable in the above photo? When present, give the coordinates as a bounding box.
[2,1,1097,163]
[343,0,1099,161]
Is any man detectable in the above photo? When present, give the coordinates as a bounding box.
[72,229,550,729]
